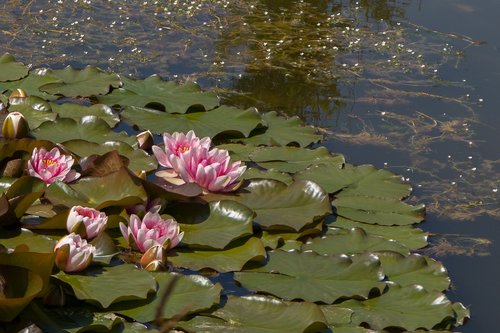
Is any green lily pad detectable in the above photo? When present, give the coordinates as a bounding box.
[0,265,43,322]
[0,68,62,99]
[63,140,157,174]
[9,95,57,129]
[250,146,344,173]
[55,264,157,308]
[121,105,262,138]
[178,201,254,250]
[209,180,331,231]
[178,295,328,333]
[331,285,454,331]
[333,196,425,226]
[332,217,428,251]
[45,168,147,209]
[215,143,256,161]
[302,228,410,256]
[236,111,322,147]
[0,53,29,82]
[98,75,219,113]
[39,66,121,97]
[0,228,56,253]
[295,164,411,198]
[32,116,135,145]
[113,272,222,322]
[260,220,323,249]
[170,237,266,272]
[235,250,385,303]
[376,252,450,291]
[242,168,293,185]
[23,303,124,333]
[0,138,55,161]
[319,305,354,327]
[6,176,46,218]
[50,103,120,128]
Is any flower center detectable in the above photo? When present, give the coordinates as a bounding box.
[176,146,190,155]
[42,159,57,167]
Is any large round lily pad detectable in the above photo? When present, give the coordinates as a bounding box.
[0,53,29,82]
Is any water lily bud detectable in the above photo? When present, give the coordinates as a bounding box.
[140,244,166,271]
[136,130,154,151]
[8,88,28,103]
[54,233,95,273]
[67,206,108,240]
[2,111,30,139]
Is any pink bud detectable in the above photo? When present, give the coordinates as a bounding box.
[67,206,108,240]
[54,233,95,273]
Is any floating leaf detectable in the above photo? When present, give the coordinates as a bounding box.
[0,68,62,100]
[331,285,454,331]
[55,264,157,308]
[302,228,410,256]
[50,103,120,127]
[333,196,425,226]
[295,164,411,198]
[236,111,322,147]
[376,252,450,291]
[250,146,344,173]
[170,237,266,272]
[122,105,262,138]
[39,66,121,97]
[177,201,254,249]
[178,295,328,333]
[0,228,56,253]
[0,53,29,81]
[98,75,219,113]
[45,168,147,209]
[32,116,135,145]
[208,180,331,231]
[0,265,43,322]
[63,140,157,174]
[332,217,428,251]
[9,95,57,129]
[242,168,293,185]
[113,272,222,322]
[215,143,256,161]
[235,250,384,303]
[23,303,124,333]
[260,220,323,249]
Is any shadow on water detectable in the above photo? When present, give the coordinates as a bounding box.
[0,0,498,331]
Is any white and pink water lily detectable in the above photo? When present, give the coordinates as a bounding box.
[28,147,80,184]
[54,233,95,273]
[119,211,183,253]
[66,206,108,240]
[152,130,246,192]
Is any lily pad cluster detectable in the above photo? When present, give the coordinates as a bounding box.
[0,54,468,332]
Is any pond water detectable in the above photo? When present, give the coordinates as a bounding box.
[0,0,498,331]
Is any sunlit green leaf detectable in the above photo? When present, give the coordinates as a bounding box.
[39,66,121,97]
[9,95,57,129]
[170,237,266,272]
[236,111,322,147]
[0,53,29,82]
[122,105,262,138]
[55,264,157,308]
[178,295,328,333]
[98,75,219,113]
[242,167,293,185]
[50,103,120,128]
[113,272,222,322]
[0,68,62,99]
[0,228,56,253]
[235,250,384,303]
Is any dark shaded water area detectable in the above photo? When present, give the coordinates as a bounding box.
[0,0,498,331]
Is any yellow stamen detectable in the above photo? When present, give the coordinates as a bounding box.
[42,159,58,167]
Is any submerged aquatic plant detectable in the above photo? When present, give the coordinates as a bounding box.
[27,147,80,184]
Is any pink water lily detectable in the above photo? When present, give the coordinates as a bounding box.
[54,233,95,273]
[119,212,183,253]
[153,131,246,192]
[28,147,80,184]
[152,130,211,169]
[67,206,108,240]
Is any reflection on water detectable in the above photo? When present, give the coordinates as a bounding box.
[0,1,498,331]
